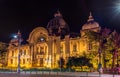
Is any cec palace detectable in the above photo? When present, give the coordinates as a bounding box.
[7,11,101,69]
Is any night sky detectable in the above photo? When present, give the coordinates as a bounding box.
[0,0,120,43]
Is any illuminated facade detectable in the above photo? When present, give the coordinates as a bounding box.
[7,11,101,69]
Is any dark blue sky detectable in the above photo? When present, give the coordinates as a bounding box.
[0,0,119,43]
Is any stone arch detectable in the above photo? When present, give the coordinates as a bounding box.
[28,27,49,43]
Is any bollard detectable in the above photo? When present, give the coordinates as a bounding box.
[48,71,50,75]
[36,71,37,74]
[30,71,31,74]
[42,71,44,75]
[86,72,88,77]
[57,71,58,76]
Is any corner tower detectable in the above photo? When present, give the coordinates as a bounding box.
[47,10,70,39]
[81,12,101,36]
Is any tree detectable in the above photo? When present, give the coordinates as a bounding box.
[66,57,74,69]
[108,30,120,70]
[99,28,111,70]
[84,28,111,69]
[0,42,8,67]
[66,56,93,71]
[84,30,100,42]
[58,57,65,69]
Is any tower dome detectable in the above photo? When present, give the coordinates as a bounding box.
[82,12,101,32]
[47,10,69,37]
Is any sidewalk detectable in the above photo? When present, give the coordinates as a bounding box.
[0,71,119,77]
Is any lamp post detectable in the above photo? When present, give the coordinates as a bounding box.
[60,57,62,72]
[98,48,102,77]
[17,45,20,73]
[60,50,62,72]
[14,31,22,73]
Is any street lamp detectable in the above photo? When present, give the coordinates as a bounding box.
[98,48,102,77]
[13,31,22,73]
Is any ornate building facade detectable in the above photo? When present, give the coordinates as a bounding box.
[7,11,101,69]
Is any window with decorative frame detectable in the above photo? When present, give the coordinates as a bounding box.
[73,44,77,52]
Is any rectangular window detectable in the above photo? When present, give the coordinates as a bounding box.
[88,42,92,50]
[23,59,25,64]
[11,59,13,64]
[36,47,39,54]
[20,49,22,55]
[40,58,43,67]
[24,50,26,55]
[11,51,14,56]
[40,47,44,54]
[73,44,77,52]
[60,46,63,53]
